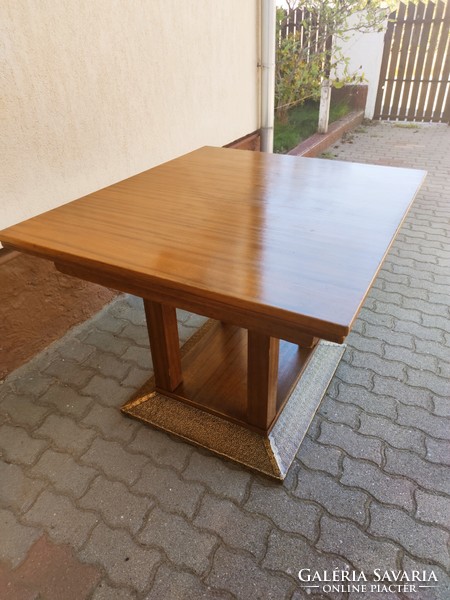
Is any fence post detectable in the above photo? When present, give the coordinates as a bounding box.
[318,79,331,133]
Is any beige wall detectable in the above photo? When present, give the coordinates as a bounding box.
[0,0,260,230]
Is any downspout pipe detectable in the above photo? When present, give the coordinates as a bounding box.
[260,0,276,153]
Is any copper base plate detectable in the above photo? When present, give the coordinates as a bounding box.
[121,323,345,481]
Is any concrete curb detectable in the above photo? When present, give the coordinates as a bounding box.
[287,109,365,157]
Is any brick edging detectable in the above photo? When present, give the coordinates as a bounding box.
[287,110,364,157]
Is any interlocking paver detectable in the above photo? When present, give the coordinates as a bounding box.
[146,563,232,600]
[35,414,95,456]
[79,330,130,356]
[425,436,450,466]
[295,435,342,477]
[182,452,251,502]
[30,449,97,498]
[434,385,450,416]
[194,494,270,558]
[334,359,374,388]
[82,403,139,443]
[341,456,415,512]
[80,523,160,592]
[349,348,407,380]
[384,343,438,371]
[0,394,49,429]
[0,509,40,568]
[318,420,383,465]
[118,323,149,347]
[263,528,348,598]
[415,490,450,529]
[91,581,137,600]
[358,306,395,329]
[332,379,397,419]
[421,313,450,336]
[402,555,450,600]
[396,403,450,441]
[81,375,133,406]
[79,476,153,534]
[372,374,433,409]
[37,383,93,418]
[0,424,48,465]
[83,352,132,381]
[358,412,424,453]
[0,461,46,515]
[9,371,53,398]
[44,358,96,389]
[319,396,360,428]
[294,466,368,525]
[80,438,148,486]
[207,545,293,600]
[385,446,450,495]
[139,507,217,575]
[317,514,399,573]
[132,462,204,518]
[121,345,152,370]
[184,312,209,329]
[23,489,98,550]
[56,338,96,363]
[381,280,428,302]
[128,427,192,472]
[120,366,149,389]
[368,502,449,567]
[110,298,145,326]
[394,319,445,343]
[246,479,320,540]
[437,360,450,378]
[346,330,384,355]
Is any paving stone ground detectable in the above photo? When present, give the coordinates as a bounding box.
[1,122,449,599]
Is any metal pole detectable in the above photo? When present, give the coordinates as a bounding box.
[260,0,276,153]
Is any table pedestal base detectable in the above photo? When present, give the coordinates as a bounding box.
[121,331,345,481]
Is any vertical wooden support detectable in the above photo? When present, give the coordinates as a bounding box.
[247,331,279,431]
[143,299,182,392]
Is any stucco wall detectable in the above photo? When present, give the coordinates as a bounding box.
[337,26,386,120]
[0,0,260,231]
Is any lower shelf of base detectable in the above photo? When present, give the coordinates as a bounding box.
[121,339,346,481]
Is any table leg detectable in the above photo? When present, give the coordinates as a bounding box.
[143,299,182,392]
[247,331,280,431]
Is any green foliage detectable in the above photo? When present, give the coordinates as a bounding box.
[275,0,390,121]
[274,99,350,153]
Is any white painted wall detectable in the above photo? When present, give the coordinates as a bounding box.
[336,24,386,119]
[0,1,259,231]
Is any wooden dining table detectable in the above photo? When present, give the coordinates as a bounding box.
[0,147,425,480]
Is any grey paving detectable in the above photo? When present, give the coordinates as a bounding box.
[1,122,449,598]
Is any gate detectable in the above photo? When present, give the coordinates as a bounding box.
[374,0,450,122]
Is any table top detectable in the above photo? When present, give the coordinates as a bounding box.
[0,146,425,342]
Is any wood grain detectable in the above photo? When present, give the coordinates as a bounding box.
[159,320,313,434]
[247,332,279,430]
[0,147,425,343]
[143,300,182,391]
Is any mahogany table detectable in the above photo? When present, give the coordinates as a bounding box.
[0,147,425,480]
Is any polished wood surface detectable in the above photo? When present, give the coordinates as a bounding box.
[143,300,182,392]
[0,147,425,343]
[247,332,279,430]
